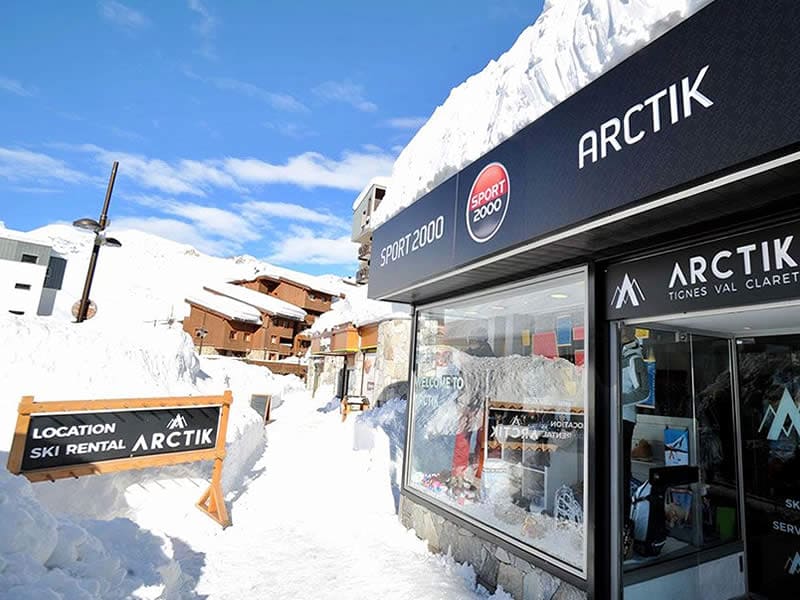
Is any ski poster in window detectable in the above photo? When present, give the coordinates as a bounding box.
[664,426,690,466]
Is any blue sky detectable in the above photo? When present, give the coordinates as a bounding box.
[1,0,543,275]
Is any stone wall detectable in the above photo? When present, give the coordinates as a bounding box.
[307,354,345,398]
[372,318,411,405]
[399,495,586,600]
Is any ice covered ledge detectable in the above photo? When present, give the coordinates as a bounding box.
[399,495,585,600]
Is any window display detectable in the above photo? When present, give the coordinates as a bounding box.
[407,271,588,573]
[619,327,741,575]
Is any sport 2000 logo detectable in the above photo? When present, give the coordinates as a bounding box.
[466,162,510,243]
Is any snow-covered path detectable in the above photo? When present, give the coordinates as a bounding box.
[131,391,499,600]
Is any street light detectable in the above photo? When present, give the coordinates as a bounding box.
[73,161,121,323]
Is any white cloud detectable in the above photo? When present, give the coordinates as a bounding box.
[0,147,88,184]
[127,195,261,242]
[98,1,149,29]
[0,77,34,97]
[224,148,394,191]
[210,77,308,112]
[72,144,242,196]
[267,226,358,266]
[313,80,377,112]
[384,116,427,130]
[238,201,347,229]
[52,142,394,195]
[111,216,240,256]
[188,0,217,59]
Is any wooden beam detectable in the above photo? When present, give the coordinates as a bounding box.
[21,395,226,414]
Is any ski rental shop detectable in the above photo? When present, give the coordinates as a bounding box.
[368,2,800,599]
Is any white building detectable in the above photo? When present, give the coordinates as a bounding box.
[0,229,67,317]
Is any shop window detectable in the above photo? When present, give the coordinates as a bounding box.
[618,326,740,578]
[407,270,588,573]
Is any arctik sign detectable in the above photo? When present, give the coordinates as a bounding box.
[20,405,220,471]
[606,221,800,320]
[8,392,233,527]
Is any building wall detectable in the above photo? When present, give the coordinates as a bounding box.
[307,354,345,398]
[183,306,258,354]
[371,319,412,405]
[399,496,585,600]
[0,260,47,316]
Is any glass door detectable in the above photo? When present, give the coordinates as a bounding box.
[737,334,800,599]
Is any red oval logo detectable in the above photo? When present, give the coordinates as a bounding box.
[466,162,510,243]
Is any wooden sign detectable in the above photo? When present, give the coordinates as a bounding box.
[7,391,233,528]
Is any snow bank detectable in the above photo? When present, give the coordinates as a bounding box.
[310,284,410,333]
[0,468,180,600]
[373,0,712,227]
[0,312,305,597]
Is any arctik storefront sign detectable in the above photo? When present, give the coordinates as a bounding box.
[8,393,234,528]
[19,406,220,471]
[369,0,800,300]
[606,221,800,320]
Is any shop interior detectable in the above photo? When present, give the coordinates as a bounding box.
[618,302,800,600]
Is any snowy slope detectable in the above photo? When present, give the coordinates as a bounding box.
[373,0,713,227]
[18,223,347,325]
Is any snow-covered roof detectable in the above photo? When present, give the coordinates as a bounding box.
[372,0,710,228]
[351,176,391,211]
[250,266,344,298]
[0,224,52,248]
[185,290,263,324]
[204,282,307,321]
[310,285,410,334]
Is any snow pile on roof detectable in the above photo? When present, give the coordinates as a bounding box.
[26,224,346,324]
[243,260,346,297]
[0,223,53,248]
[204,282,306,320]
[351,175,391,210]
[186,289,263,324]
[372,0,712,227]
[310,284,410,334]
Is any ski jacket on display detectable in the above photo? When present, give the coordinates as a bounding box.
[621,339,649,422]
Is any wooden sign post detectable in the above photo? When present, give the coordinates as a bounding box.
[7,391,234,528]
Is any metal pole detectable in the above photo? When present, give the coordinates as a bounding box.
[76,162,119,323]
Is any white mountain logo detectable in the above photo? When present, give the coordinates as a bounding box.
[167,413,188,430]
[786,551,800,575]
[610,273,646,309]
[759,388,800,441]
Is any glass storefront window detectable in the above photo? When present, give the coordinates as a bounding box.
[618,326,741,577]
[407,270,588,573]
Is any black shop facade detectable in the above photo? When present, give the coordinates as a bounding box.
[368,2,800,599]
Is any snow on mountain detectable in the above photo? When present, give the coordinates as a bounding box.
[372,0,713,228]
[20,223,348,325]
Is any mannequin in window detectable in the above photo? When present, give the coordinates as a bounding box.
[451,327,495,489]
[620,329,650,557]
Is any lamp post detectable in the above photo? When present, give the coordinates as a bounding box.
[73,161,122,323]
